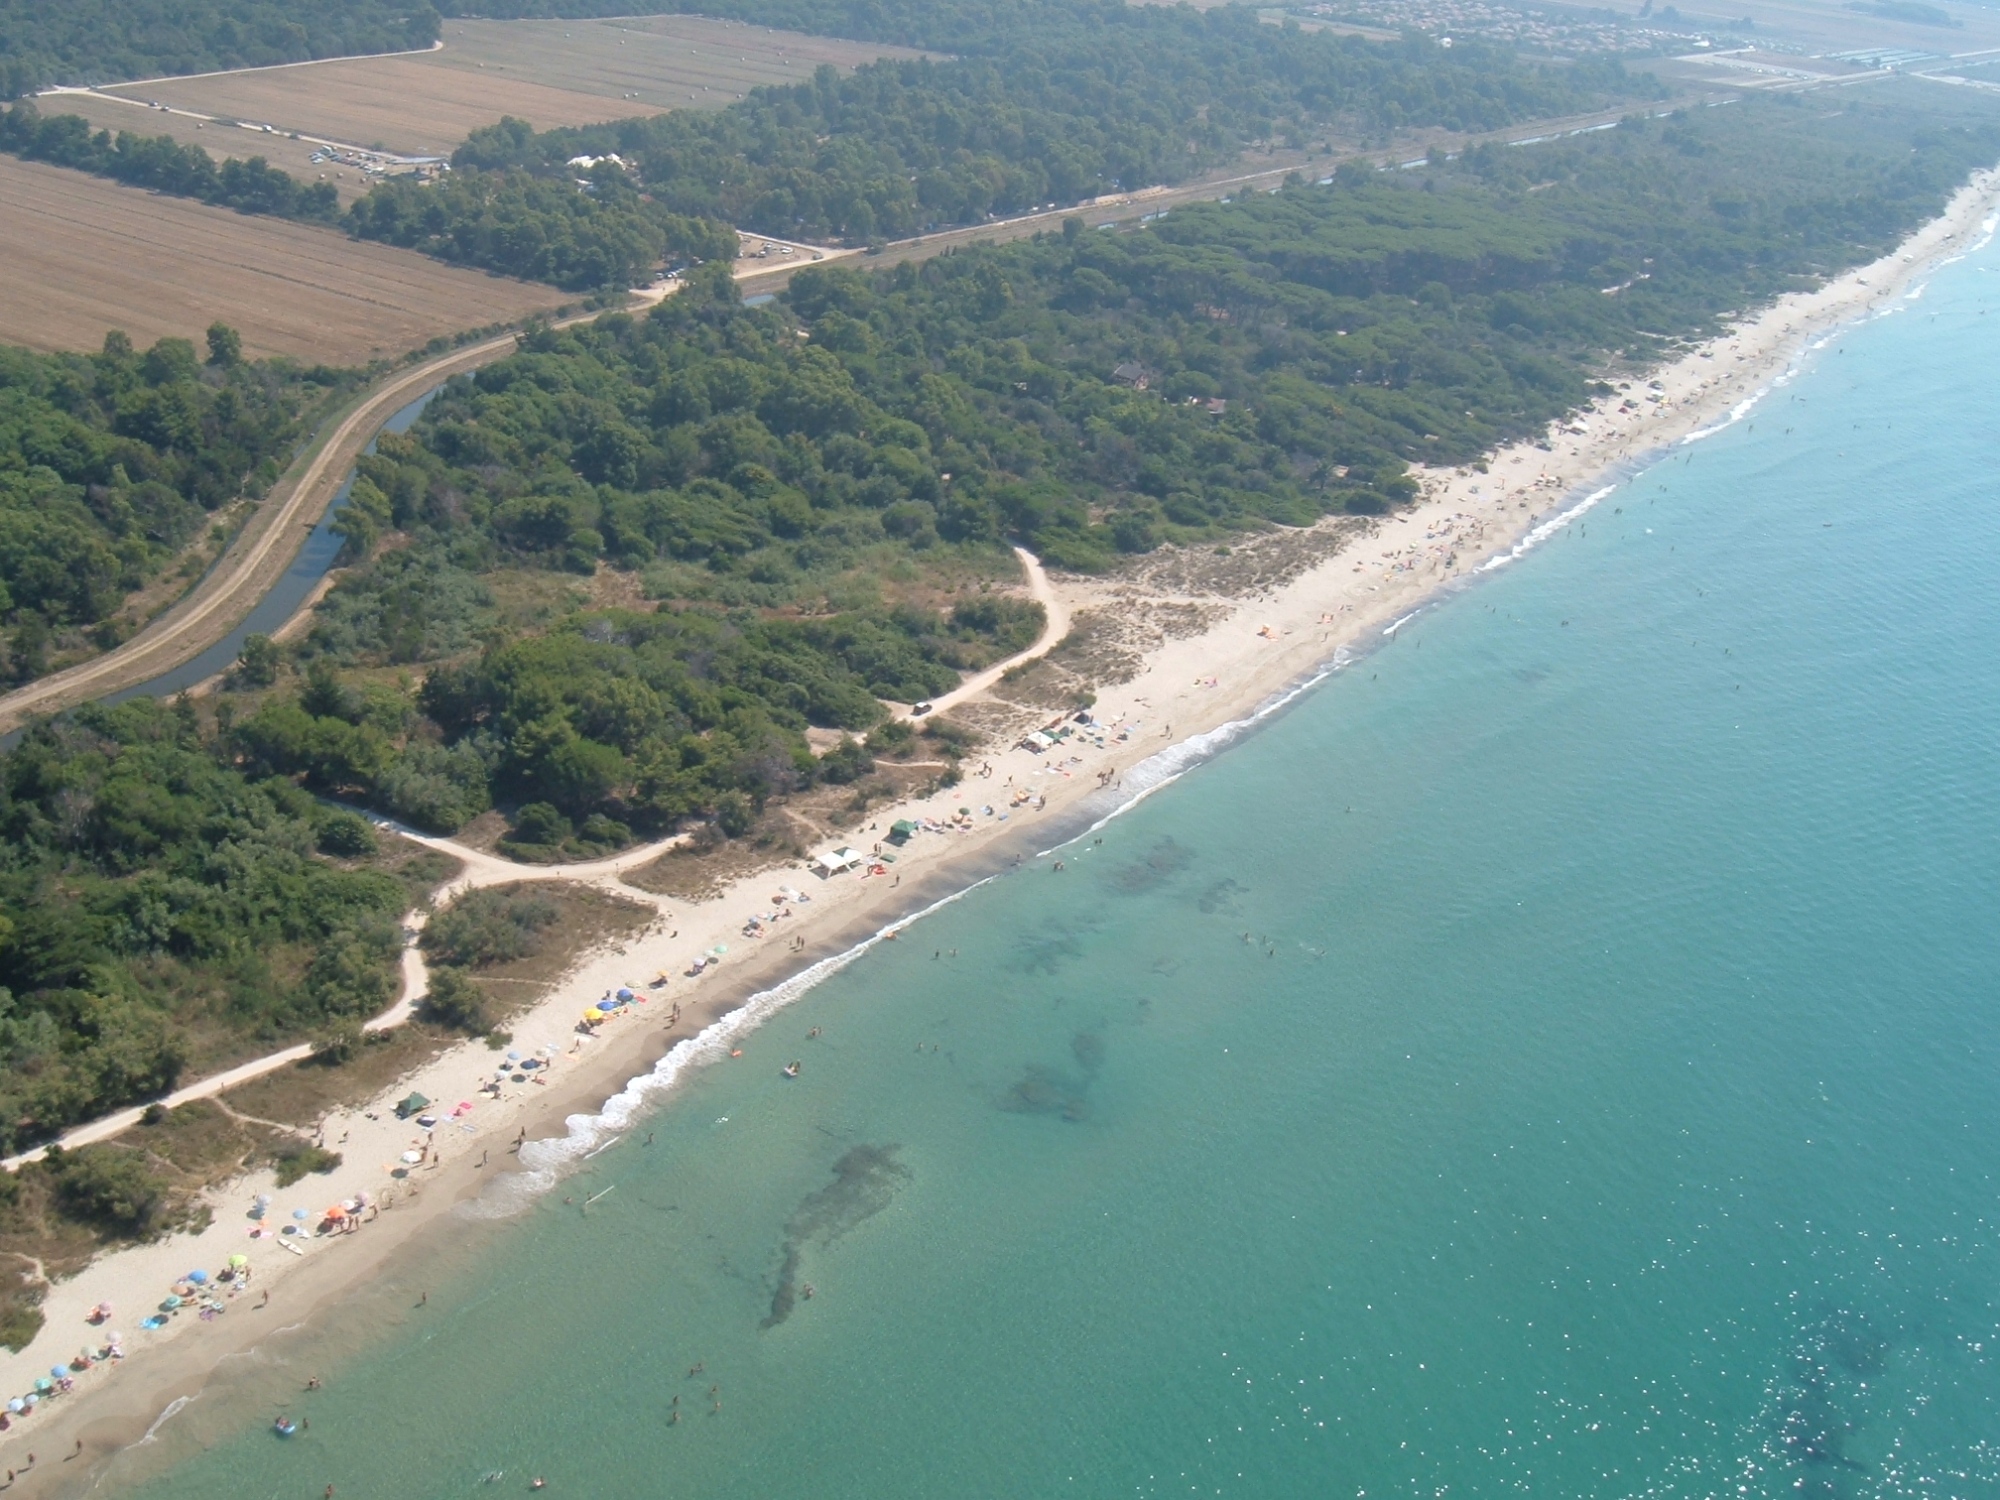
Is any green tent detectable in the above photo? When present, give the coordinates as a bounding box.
[887,820,916,843]
[395,1092,431,1120]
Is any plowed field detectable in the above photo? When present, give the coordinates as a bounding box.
[0,156,567,362]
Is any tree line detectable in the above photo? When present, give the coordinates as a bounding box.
[0,0,442,100]
[0,104,339,220]
[449,8,1641,248]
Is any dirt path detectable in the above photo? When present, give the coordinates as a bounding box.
[0,819,685,1171]
[899,546,1068,720]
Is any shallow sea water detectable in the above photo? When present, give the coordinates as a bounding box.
[109,226,2000,1499]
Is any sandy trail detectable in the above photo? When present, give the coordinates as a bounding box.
[899,546,1069,719]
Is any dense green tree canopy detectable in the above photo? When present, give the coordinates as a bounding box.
[0,331,349,684]
[0,699,416,1153]
[452,8,1640,247]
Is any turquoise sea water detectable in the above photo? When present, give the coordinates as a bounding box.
[108,226,2000,1499]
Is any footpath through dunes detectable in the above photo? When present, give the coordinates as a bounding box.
[0,820,683,1172]
[0,154,567,361]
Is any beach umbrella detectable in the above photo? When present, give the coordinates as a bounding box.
[187,1269,208,1285]
[51,1366,66,1379]
[616,987,633,1000]
[291,1208,308,1221]
[507,1050,521,1060]
[8,1397,24,1413]
[160,1295,182,1310]
[228,1255,249,1268]
[596,999,618,1012]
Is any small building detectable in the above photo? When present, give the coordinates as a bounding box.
[1112,362,1151,390]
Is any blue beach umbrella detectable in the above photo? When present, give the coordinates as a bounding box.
[292,1208,308,1221]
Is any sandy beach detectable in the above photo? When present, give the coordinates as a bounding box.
[4,163,1995,1492]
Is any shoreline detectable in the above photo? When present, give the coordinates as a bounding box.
[8,163,1998,1495]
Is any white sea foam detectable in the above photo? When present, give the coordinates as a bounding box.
[459,873,1006,1217]
[1680,386,1771,445]
[1477,484,1617,574]
[136,1394,194,1445]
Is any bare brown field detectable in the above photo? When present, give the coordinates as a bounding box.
[99,16,927,158]
[0,156,567,362]
[34,90,369,202]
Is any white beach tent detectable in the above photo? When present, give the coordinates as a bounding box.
[813,846,864,876]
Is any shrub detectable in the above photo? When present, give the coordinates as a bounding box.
[271,1142,343,1187]
[0,1281,44,1354]
[510,802,570,846]
[422,888,560,969]
[819,736,874,785]
[48,1145,180,1239]
[236,633,279,687]
[316,810,378,857]
[418,967,493,1036]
